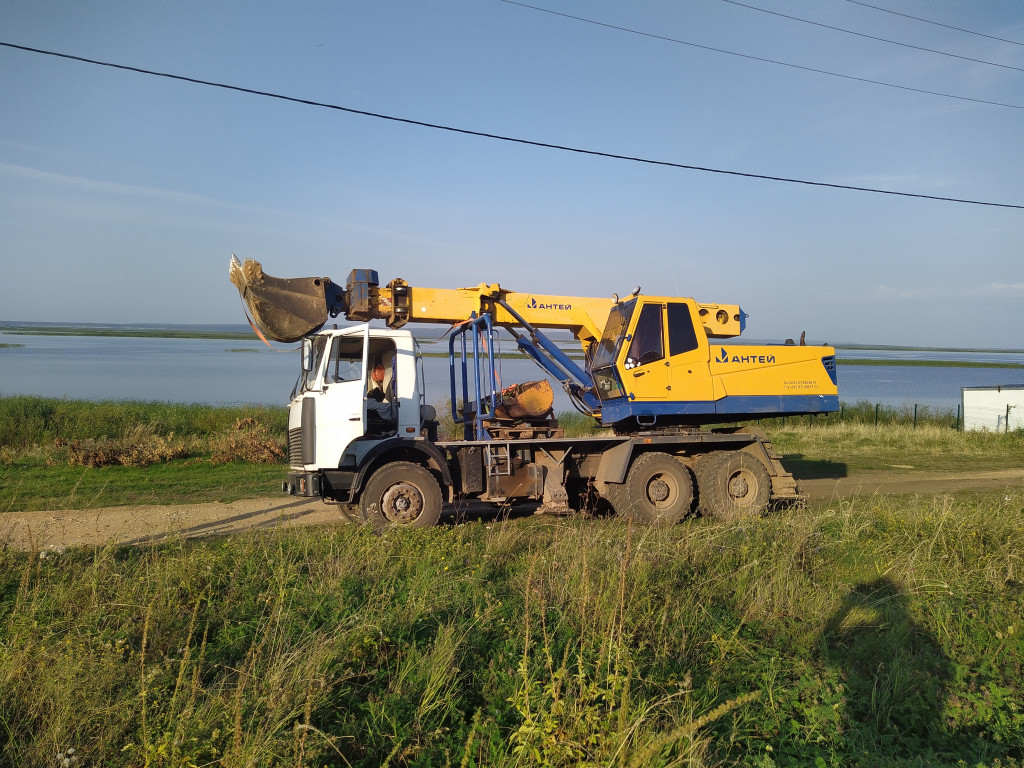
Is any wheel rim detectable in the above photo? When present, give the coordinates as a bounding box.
[380,482,425,523]
[645,473,677,509]
[727,469,757,505]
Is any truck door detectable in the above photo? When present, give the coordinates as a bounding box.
[622,302,670,400]
[316,324,370,466]
[664,301,713,404]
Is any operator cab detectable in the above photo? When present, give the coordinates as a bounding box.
[590,298,708,402]
[586,297,727,427]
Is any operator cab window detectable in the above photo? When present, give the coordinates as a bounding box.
[624,303,664,368]
[667,302,699,356]
[365,341,398,433]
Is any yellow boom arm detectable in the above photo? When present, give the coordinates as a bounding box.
[228,256,744,344]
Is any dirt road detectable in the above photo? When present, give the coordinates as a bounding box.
[3,468,1023,551]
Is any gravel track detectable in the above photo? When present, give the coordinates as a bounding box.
[4,469,1023,551]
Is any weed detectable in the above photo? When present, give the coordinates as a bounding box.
[208,417,285,464]
[63,424,190,468]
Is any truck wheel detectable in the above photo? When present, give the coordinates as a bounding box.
[337,503,362,524]
[361,462,442,532]
[697,452,771,521]
[621,452,694,525]
[596,480,626,517]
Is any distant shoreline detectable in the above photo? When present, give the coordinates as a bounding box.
[2,324,1023,369]
[838,359,1023,370]
[0,324,255,341]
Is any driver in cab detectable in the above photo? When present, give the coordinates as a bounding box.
[366,359,396,425]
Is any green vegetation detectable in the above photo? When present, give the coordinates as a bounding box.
[2,495,1023,766]
[756,401,1024,476]
[773,422,1024,476]
[0,397,286,450]
[0,398,288,512]
[2,397,1024,765]
[0,343,25,349]
[3,396,1023,513]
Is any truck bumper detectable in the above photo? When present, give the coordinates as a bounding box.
[282,471,320,497]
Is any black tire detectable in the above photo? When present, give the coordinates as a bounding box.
[696,452,771,521]
[360,462,442,532]
[597,479,628,517]
[337,503,362,524]
[619,452,694,525]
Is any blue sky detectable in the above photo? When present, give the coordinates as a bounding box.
[2,0,1022,347]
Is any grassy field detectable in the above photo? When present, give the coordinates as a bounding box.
[2,397,1023,766]
[0,397,289,513]
[2,495,1022,767]
[2,396,1023,513]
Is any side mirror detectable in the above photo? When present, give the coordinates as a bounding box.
[301,338,314,372]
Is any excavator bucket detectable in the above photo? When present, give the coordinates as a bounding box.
[229,255,332,343]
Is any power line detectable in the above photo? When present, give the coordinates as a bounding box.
[842,0,1024,48]
[720,0,1024,73]
[2,40,1022,210]
[500,1,1024,111]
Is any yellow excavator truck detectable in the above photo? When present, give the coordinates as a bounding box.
[230,256,837,530]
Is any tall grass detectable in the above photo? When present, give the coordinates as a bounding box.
[0,396,287,450]
[4,395,1022,513]
[769,421,1024,474]
[0,397,288,512]
[2,491,1022,766]
[757,399,960,430]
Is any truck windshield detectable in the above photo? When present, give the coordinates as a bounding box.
[590,299,635,369]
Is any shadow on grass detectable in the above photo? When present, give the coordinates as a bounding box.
[442,501,537,526]
[820,578,950,761]
[816,578,1019,765]
[783,454,848,480]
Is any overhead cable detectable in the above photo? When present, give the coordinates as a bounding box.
[1,41,1022,209]
[720,0,1024,72]
[501,0,1024,111]
[842,0,1024,48]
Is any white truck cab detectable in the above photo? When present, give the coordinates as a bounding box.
[285,325,436,491]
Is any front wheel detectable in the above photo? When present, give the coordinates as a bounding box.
[338,503,362,524]
[361,462,442,532]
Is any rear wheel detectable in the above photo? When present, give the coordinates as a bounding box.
[696,452,771,521]
[620,452,694,525]
[596,480,626,517]
[361,462,442,532]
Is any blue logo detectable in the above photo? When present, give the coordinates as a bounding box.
[716,347,729,363]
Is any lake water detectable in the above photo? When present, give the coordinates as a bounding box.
[1,331,1022,413]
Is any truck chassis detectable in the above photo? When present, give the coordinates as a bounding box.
[284,423,799,531]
